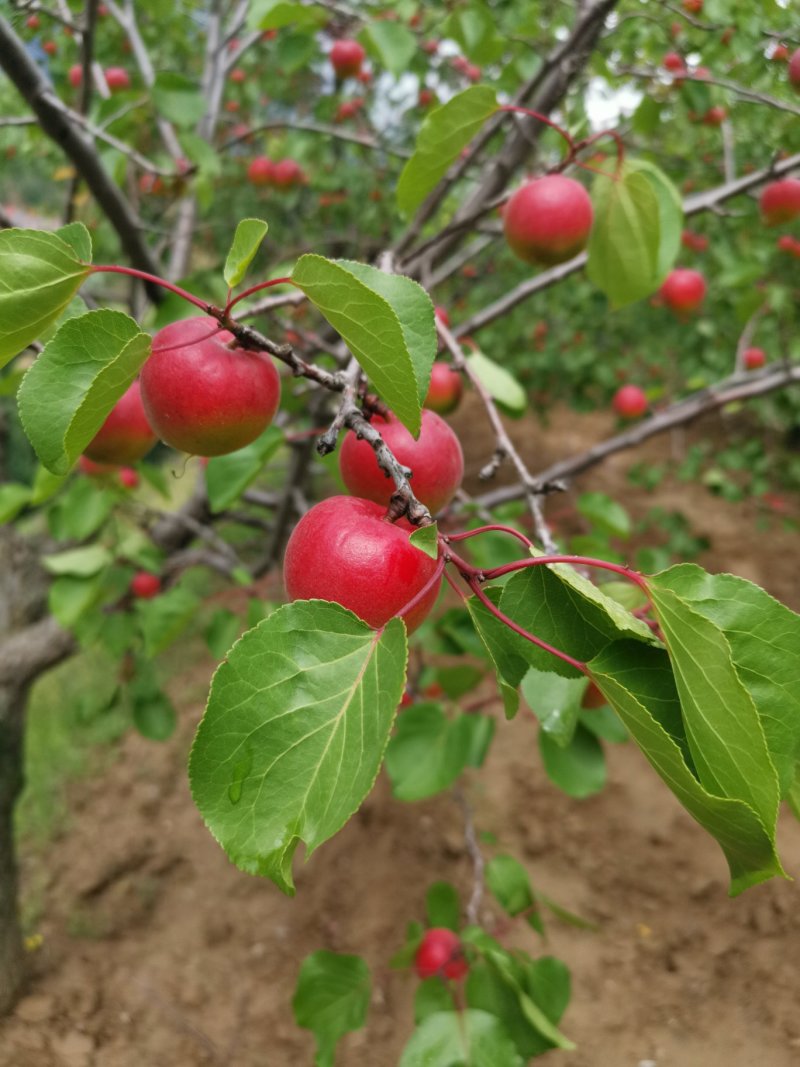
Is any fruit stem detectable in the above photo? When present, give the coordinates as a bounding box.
[498,105,574,154]
[444,524,535,552]
[572,128,626,181]
[482,554,650,594]
[226,276,295,311]
[394,555,446,626]
[89,265,211,311]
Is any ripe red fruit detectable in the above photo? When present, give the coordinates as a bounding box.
[682,0,702,12]
[78,455,116,477]
[414,929,468,981]
[247,156,274,185]
[141,316,281,456]
[271,158,304,188]
[663,51,685,73]
[26,14,41,29]
[660,268,706,314]
[703,106,727,125]
[771,44,789,62]
[424,363,463,415]
[503,175,593,266]
[104,67,130,91]
[118,467,140,489]
[42,40,57,55]
[743,347,766,370]
[434,306,450,328]
[283,496,442,633]
[777,234,800,258]
[790,48,800,90]
[84,380,156,464]
[229,67,246,83]
[335,98,363,122]
[759,179,800,226]
[612,384,648,419]
[339,410,464,514]
[421,39,438,55]
[131,572,161,599]
[330,39,366,79]
[418,89,436,108]
[68,64,82,88]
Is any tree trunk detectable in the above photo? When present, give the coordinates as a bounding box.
[0,684,26,1015]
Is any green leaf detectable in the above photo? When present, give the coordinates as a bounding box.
[48,477,115,541]
[434,664,484,700]
[152,72,206,127]
[42,545,112,577]
[477,950,575,1052]
[30,464,68,505]
[651,565,800,796]
[414,978,454,1024]
[397,87,499,216]
[48,573,107,628]
[466,350,527,416]
[587,164,662,309]
[399,1010,523,1067]
[55,222,93,262]
[486,855,541,931]
[539,723,606,798]
[292,951,371,1067]
[0,228,91,366]
[248,0,327,30]
[189,601,407,894]
[291,256,435,435]
[205,426,284,512]
[385,703,476,801]
[224,218,269,288]
[576,491,631,539]
[467,587,530,689]
[17,309,151,474]
[205,609,242,659]
[410,523,439,560]
[426,882,461,931]
[135,584,200,657]
[520,668,585,747]
[0,483,30,524]
[129,669,177,741]
[627,160,683,283]
[363,21,416,76]
[588,641,785,895]
[646,580,780,836]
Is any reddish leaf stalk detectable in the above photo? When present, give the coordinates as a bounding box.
[393,555,447,625]
[444,524,535,552]
[226,276,295,312]
[90,264,212,311]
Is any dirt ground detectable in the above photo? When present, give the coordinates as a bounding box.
[2,401,800,1067]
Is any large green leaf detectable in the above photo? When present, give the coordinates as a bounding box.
[291,255,435,435]
[539,724,606,798]
[587,164,661,309]
[651,565,800,796]
[588,641,785,895]
[646,581,780,837]
[189,600,407,894]
[627,159,683,282]
[400,1010,523,1067]
[292,951,371,1067]
[385,703,486,801]
[0,227,91,366]
[205,426,284,512]
[397,87,498,215]
[17,309,151,475]
[363,22,416,76]
[223,218,269,288]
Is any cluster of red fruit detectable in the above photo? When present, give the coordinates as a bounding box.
[246,157,306,189]
[68,65,130,91]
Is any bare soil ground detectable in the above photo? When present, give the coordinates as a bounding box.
[3,402,800,1067]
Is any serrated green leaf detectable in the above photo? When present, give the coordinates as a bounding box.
[486,855,541,930]
[224,218,269,288]
[48,573,107,628]
[292,951,371,1067]
[576,491,631,539]
[55,222,93,262]
[627,160,683,283]
[414,978,454,1024]
[587,165,661,309]
[651,565,800,797]
[539,723,606,798]
[204,609,242,659]
[466,350,526,415]
[48,477,115,541]
[205,426,284,512]
[189,600,407,894]
[385,702,475,801]
[425,881,461,931]
[291,255,435,434]
[152,72,206,127]
[397,87,498,216]
[17,309,151,475]
[248,0,326,29]
[521,668,584,746]
[363,21,416,76]
[0,228,91,366]
[588,640,785,895]
[132,688,177,741]
[410,523,439,560]
[399,1010,523,1067]
[646,581,780,836]
[135,584,199,658]
[42,545,112,577]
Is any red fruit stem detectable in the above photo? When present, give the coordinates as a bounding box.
[444,524,535,551]
[226,276,295,311]
[482,553,650,594]
[90,265,211,311]
[443,566,468,602]
[393,555,447,625]
[498,105,574,154]
[572,128,626,180]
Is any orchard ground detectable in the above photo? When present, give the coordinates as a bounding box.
[3,400,800,1067]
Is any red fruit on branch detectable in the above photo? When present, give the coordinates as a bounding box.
[424,363,463,415]
[118,467,140,489]
[229,67,246,83]
[78,456,116,477]
[271,158,305,188]
[418,89,436,108]
[141,316,281,456]
[130,572,161,599]
[434,306,450,328]
[503,175,593,266]
[83,380,156,465]
[414,929,469,980]
[771,44,789,62]
[283,496,442,633]
[26,14,41,29]
[330,39,366,79]
[759,179,800,225]
[660,268,706,314]
[42,40,57,55]
[790,48,800,90]
[339,410,464,514]
[663,51,686,73]
[247,156,274,185]
[104,67,131,91]
[682,0,702,12]
[777,234,800,258]
[702,106,727,125]
[68,64,82,88]
[612,384,648,419]
[743,347,766,370]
